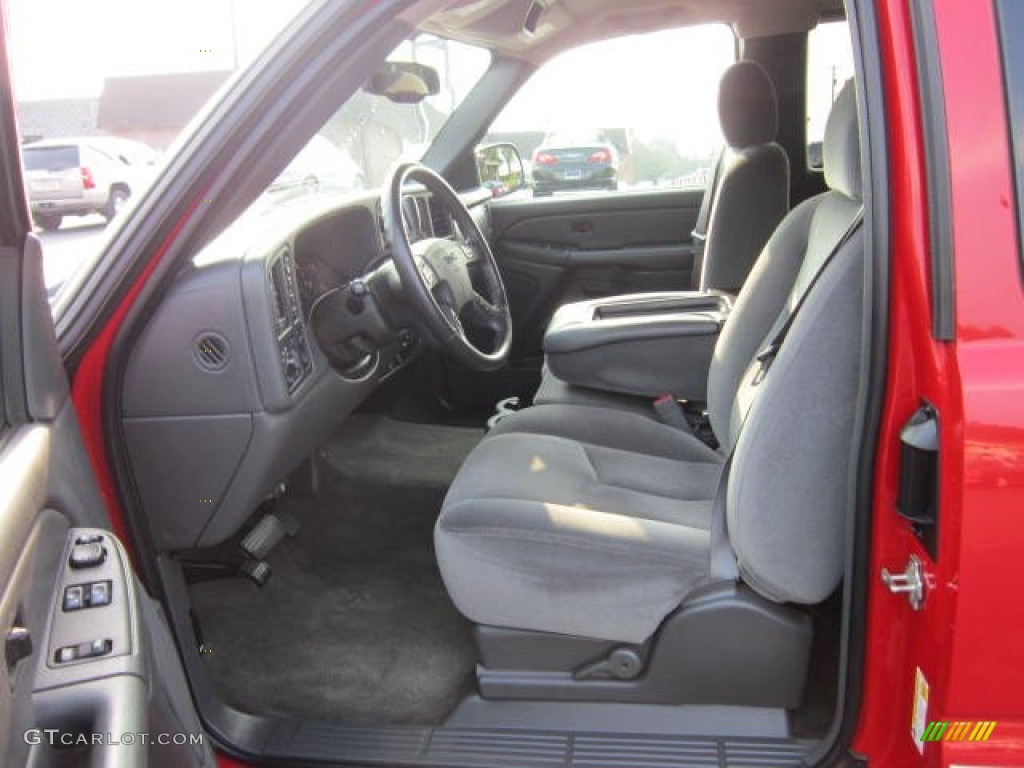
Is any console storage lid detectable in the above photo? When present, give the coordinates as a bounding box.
[543,291,732,401]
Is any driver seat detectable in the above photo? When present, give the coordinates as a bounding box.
[434,83,864,695]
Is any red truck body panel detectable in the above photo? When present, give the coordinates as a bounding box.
[855,0,1024,764]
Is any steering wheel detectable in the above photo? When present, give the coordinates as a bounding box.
[384,162,512,371]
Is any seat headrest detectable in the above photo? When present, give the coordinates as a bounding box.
[718,61,779,149]
[823,79,862,200]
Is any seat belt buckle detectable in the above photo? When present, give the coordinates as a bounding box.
[653,394,692,432]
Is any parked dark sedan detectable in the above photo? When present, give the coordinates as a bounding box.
[530,129,619,196]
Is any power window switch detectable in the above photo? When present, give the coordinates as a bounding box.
[69,543,106,569]
[54,639,112,664]
[88,581,111,607]
[63,585,85,611]
[88,639,112,658]
[75,534,104,545]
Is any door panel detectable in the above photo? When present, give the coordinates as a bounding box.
[491,188,702,363]
[438,188,702,411]
[0,247,216,768]
[0,12,211,761]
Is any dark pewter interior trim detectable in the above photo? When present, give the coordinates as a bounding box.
[908,0,955,341]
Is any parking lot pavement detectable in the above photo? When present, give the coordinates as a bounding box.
[36,215,110,293]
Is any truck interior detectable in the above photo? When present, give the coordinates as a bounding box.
[86,0,885,764]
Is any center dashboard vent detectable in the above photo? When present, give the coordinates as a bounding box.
[193,332,231,372]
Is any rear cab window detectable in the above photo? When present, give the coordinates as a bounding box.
[806,20,855,170]
[485,24,736,198]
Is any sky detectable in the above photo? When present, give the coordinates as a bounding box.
[7,0,310,101]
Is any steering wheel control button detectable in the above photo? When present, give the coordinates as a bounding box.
[62,585,85,612]
[69,542,107,569]
[88,581,112,607]
[74,533,104,545]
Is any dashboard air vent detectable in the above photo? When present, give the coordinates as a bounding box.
[194,333,231,372]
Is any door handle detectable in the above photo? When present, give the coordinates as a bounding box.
[881,554,925,610]
[5,626,32,669]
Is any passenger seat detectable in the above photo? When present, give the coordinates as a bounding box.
[534,60,789,414]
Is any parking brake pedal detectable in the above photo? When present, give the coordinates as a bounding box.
[240,509,300,561]
[239,559,271,587]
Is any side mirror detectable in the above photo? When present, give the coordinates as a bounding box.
[475,143,526,198]
[364,61,441,104]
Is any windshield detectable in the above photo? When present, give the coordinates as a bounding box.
[266,34,491,204]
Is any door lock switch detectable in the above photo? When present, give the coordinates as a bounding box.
[69,542,106,569]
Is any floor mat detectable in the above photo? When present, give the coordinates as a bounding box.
[188,416,482,724]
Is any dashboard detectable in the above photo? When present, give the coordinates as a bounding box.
[119,187,488,555]
[292,205,383,316]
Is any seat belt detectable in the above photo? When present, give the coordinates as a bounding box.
[708,207,865,581]
[690,147,725,290]
[753,208,865,384]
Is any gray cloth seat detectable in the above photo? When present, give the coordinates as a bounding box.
[698,60,790,293]
[534,61,790,414]
[436,81,864,645]
[439,405,723,643]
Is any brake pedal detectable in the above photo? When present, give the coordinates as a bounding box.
[240,510,300,560]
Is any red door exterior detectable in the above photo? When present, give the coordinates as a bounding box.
[854,0,1024,765]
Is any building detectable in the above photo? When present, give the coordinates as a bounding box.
[97,71,232,150]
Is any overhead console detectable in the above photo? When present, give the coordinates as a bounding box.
[543,292,733,401]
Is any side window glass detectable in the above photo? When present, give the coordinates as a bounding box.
[486,25,735,199]
[806,20,855,170]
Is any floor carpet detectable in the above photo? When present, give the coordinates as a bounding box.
[188,415,483,724]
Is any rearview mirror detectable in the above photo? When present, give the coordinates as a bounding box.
[364,62,441,104]
[475,143,526,198]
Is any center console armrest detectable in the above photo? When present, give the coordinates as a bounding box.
[543,291,732,401]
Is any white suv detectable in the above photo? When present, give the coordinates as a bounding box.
[21,137,158,231]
